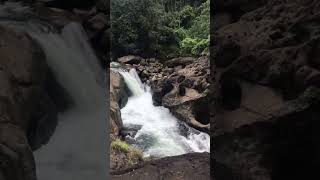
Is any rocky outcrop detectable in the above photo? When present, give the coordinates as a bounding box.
[110,69,143,171]
[213,0,320,179]
[129,56,211,133]
[110,70,128,139]
[20,0,110,66]
[118,55,142,65]
[111,153,210,180]
[0,25,61,180]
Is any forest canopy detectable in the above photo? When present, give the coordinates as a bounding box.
[111,0,210,59]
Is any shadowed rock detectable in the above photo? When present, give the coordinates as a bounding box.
[213,0,320,179]
[111,153,210,180]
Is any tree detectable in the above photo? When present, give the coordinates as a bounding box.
[111,0,209,58]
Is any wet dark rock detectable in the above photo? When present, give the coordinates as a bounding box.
[164,57,196,68]
[214,39,240,67]
[86,12,108,32]
[116,54,210,133]
[120,124,142,138]
[178,85,186,96]
[152,80,174,106]
[0,25,62,180]
[213,0,320,179]
[118,55,143,65]
[110,70,127,138]
[111,153,210,180]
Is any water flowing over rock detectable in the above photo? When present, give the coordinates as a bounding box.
[0,2,107,180]
[30,23,107,180]
[130,56,211,133]
[112,65,210,159]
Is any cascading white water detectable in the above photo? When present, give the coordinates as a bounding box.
[0,2,107,180]
[118,69,145,96]
[29,23,107,180]
[113,67,210,158]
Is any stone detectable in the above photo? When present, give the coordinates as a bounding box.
[164,57,196,67]
[118,55,142,65]
[0,24,63,180]
[213,0,320,179]
[87,13,108,31]
[111,153,210,180]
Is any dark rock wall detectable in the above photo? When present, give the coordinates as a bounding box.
[0,25,61,180]
[212,0,320,179]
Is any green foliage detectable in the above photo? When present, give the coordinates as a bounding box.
[111,139,144,164]
[180,37,197,53]
[180,37,209,55]
[111,139,131,153]
[111,0,210,58]
[179,5,196,28]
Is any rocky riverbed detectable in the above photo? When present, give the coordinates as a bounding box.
[0,1,211,180]
[116,55,211,133]
[109,55,211,178]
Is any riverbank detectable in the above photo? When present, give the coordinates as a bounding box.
[109,55,211,177]
[0,1,211,179]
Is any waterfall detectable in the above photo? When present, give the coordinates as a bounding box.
[29,23,107,180]
[113,68,210,158]
[118,69,145,96]
[0,2,107,180]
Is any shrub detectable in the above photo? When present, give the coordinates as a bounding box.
[111,0,210,57]
[111,139,144,164]
[192,38,209,55]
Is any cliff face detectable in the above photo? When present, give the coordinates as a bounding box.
[0,25,61,180]
[213,0,320,179]
[0,2,108,179]
[109,71,126,139]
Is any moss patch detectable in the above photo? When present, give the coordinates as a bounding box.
[111,139,131,153]
[110,139,144,169]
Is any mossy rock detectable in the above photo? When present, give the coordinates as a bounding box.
[110,139,144,170]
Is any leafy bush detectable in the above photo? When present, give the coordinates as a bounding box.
[192,38,209,55]
[179,5,196,28]
[180,37,198,54]
[180,37,209,55]
[111,0,210,58]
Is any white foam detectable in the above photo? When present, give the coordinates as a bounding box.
[29,23,107,180]
[119,68,210,158]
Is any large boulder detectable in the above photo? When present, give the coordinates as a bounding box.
[0,25,59,180]
[111,153,210,180]
[214,87,320,180]
[164,56,196,68]
[118,55,143,65]
[213,0,320,179]
[110,70,128,138]
[110,69,144,171]
[145,56,211,132]
[0,124,36,180]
